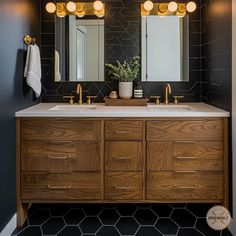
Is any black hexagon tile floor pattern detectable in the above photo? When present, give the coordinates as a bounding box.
[12,204,233,236]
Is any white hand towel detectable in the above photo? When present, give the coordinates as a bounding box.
[24,44,42,97]
[55,50,61,82]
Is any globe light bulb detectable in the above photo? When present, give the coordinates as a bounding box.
[168,1,178,12]
[186,1,196,13]
[93,1,103,11]
[46,2,56,13]
[66,1,76,12]
[144,0,154,12]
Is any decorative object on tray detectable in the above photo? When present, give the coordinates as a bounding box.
[104,97,148,106]
[109,91,118,99]
[106,56,140,99]
[134,83,143,98]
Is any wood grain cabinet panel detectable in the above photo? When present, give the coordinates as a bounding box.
[105,172,143,200]
[21,141,101,171]
[105,141,143,171]
[21,119,101,141]
[147,141,224,171]
[147,171,223,200]
[147,120,223,141]
[21,171,102,200]
[105,121,143,140]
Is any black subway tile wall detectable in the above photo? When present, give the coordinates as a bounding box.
[200,0,232,111]
[40,0,202,103]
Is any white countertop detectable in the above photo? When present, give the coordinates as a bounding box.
[15,103,230,118]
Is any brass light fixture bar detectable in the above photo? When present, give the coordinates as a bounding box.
[141,1,196,17]
[45,1,105,18]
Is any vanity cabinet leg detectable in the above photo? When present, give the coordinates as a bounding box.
[17,202,28,227]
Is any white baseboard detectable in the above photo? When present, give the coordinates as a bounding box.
[0,214,16,236]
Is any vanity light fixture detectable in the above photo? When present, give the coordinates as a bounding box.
[143,0,154,12]
[45,1,105,17]
[186,1,197,12]
[66,1,77,12]
[168,1,178,13]
[45,2,56,13]
[141,1,196,16]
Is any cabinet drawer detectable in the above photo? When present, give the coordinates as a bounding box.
[105,172,143,200]
[147,120,223,141]
[21,119,101,140]
[105,142,143,171]
[147,171,223,200]
[147,141,223,171]
[21,171,102,200]
[21,141,101,171]
[105,121,143,140]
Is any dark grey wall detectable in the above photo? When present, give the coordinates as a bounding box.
[40,0,202,103]
[0,0,40,231]
[201,0,232,112]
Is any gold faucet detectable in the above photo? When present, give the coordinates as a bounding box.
[164,83,172,105]
[77,84,83,105]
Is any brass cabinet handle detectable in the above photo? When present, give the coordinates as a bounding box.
[113,185,132,191]
[47,185,72,190]
[47,141,72,144]
[173,185,197,190]
[174,170,197,173]
[114,130,132,134]
[115,156,132,161]
[47,154,72,160]
[175,156,197,159]
[174,141,195,144]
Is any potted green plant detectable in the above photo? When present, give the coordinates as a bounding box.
[106,56,140,99]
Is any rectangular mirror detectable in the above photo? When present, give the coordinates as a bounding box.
[141,15,189,82]
[55,16,104,82]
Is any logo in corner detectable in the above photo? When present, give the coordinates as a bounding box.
[206,205,231,231]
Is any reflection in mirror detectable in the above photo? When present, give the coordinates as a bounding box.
[141,16,189,82]
[55,16,104,82]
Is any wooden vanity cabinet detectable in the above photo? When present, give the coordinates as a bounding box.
[16,117,228,226]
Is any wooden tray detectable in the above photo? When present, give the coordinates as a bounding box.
[104,98,148,106]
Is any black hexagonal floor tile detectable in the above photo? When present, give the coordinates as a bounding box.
[186,204,215,217]
[169,203,187,208]
[177,228,204,236]
[79,217,102,234]
[151,204,173,217]
[64,209,85,225]
[136,226,162,236]
[57,226,82,236]
[41,217,65,235]
[97,226,120,236]
[99,209,120,225]
[17,226,42,236]
[115,217,139,235]
[83,204,103,216]
[50,204,70,216]
[222,229,233,236]
[171,209,196,227]
[155,218,179,235]
[195,218,221,236]
[134,208,158,225]
[28,209,50,225]
[116,204,137,216]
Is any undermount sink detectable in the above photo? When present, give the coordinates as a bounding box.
[147,104,195,111]
[49,105,97,111]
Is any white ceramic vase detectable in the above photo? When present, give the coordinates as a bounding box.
[119,82,133,99]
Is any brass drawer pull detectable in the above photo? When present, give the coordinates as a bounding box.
[47,154,72,160]
[173,185,197,190]
[113,185,132,191]
[114,130,132,134]
[174,141,195,144]
[175,156,197,160]
[115,156,132,161]
[48,141,72,144]
[174,170,197,173]
[47,184,72,190]
[50,120,73,123]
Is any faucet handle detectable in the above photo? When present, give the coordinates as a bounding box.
[150,96,161,105]
[63,96,75,105]
[173,96,184,105]
[87,96,97,105]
